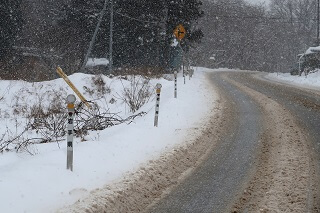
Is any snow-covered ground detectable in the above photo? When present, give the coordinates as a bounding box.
[0,67,217,213]
[2,67,311,213]
[86,58,109,67]
[266,70,320,90]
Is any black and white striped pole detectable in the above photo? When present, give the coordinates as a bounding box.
[174,71,177,98]
[154,83,162,127]
[66,94,76,171]
[190,69,194,78]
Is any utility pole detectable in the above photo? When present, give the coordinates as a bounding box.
[163,5,169,70]
[317,0,320,46]
[109,0,114,73]
[161,6,168,68]
[81,0,108,71]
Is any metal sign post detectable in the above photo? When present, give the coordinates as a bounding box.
[173,24,186,85]
[154,83,162,127]
[174,71,177,98]
[66,94,76,171]
[179,43,185,85]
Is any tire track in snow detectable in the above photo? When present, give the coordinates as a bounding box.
[225,73,319,212]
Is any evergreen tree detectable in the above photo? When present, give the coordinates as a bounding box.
[113,0,165,68]
[164,0,204,69]
[113,0,203,69]
[60,0,107,70]
[0,0,23,58]
[60,0,204,71]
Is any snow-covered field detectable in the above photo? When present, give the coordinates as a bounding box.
[0,67,217,213]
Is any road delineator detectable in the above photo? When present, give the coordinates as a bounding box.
[66,94,76,171]
[154,83,162,127]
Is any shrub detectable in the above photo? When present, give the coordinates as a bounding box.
[118,75,153,113]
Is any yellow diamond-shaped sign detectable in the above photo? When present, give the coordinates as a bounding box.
[173,24,186,41]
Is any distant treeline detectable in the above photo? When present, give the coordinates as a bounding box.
[0,0,203,81]
[0,0,317,81]
[192,0,317,73]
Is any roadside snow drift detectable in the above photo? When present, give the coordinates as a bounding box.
[0,68,216,213]
[266,70,320,90]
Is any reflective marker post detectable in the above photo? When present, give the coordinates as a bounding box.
[66,94,76,171]
[174,71,177,98]
[154,83,162,127]
[190,69,194,78]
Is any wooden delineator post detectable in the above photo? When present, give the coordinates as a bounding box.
[56,67,91,109]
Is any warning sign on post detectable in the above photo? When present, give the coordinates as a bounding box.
[173,24,186,41]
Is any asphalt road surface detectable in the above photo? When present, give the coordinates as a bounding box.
[147,71,320,213]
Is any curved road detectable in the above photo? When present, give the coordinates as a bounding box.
[147,71,320,212]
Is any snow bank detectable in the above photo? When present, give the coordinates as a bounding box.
[0,68,217,213]
[86,58,109,67]
[196,67,243,72]
[266,70,320,90]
